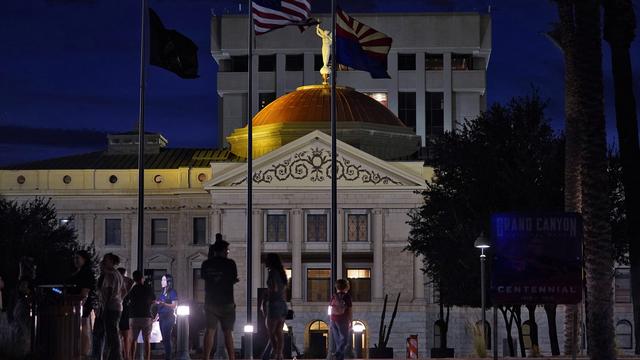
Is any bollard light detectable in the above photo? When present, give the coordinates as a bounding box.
[352,322,365,333]
[244,324,255,333]
[177,305,190,316]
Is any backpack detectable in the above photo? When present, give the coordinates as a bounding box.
[330,292,347,316]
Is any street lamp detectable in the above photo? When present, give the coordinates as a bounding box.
[176,305,191,360]
[474,232,490,352]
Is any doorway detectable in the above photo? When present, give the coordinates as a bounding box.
[307,320,329,358]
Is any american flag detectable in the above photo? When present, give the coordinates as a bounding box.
[252,0,315,35]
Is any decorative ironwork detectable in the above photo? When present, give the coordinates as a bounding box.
[230,147,402,186]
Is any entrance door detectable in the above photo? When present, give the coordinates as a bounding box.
[308,320,328,358]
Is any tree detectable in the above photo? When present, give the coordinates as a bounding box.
[603,0,640,354]
[406,92,565,353]
[0,198,92,292]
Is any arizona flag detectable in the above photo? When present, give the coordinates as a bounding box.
[336,8,392,79]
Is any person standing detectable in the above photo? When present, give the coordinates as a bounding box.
[126,271,155,360]
[68,250,97,357]
[117,268,134,360]
[156,274,177,360]
[329,279,352,360]
[97,253,125,360]
[261,254,288,360]
[201,236,238,360]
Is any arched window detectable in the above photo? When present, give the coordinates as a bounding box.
[616,320,633,349]
[522,320,532,350]
[475,320,491,350]
[309,320,329,331]
[434,320,445,348]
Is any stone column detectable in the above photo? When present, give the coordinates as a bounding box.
[129,213,138,271]
[443,52,453,132]
[387,51,399,116]
[252,209,262,302]
[303,52,315,85]
[372,209,384,300]
[276,53,286,97]
[211,209,222,242]
[291,209,303,301]
[416,52,426,147]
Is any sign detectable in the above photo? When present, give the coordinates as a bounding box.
[490,213,582,304]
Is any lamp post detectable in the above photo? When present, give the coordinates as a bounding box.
[474,232,490,353]
[176,305,191,360]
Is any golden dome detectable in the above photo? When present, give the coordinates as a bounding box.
[253,85,406,127]
[227,84,421,160]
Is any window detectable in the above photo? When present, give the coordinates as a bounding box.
[307,268,331,302]
[475,321,491,350]
[151,219,168,245]
[266,214,287,242]
[452,53,473,70]
[347,268,371,302]
[426,92,444,137]
[307,214,327,242]
[522,321,533,350]
[398,92,416,130]
[347,213,368,242]
[286,54,304,71]
[144,269,166,298]
[616,320,633,349]
[229,55,248,72]
[259,92,276,109]
[398,53,416,70]
[105,219,121,246]
[425,53,443,70]
[259,54,276,72]
[615,268,631,303]
[363,92,388,108]
[193,268,205,303]
[193,217,207,245]
[434,320,445,348]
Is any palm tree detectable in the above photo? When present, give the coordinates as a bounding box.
[603,0,640,354]
[549,0,582,354]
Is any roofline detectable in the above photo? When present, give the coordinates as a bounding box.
[213,12,490,18]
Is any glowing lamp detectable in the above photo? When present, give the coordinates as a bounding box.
[244,324,255,333]
[176,305,190,316]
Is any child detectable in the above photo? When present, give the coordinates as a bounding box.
[329,279,352,360]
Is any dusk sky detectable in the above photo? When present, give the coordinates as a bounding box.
[1,0,639,166]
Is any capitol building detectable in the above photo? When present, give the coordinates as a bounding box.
[0,10,635,358]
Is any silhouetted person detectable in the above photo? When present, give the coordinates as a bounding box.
[93,253,125,360]
[261,253,288,360]
[69,250,97,356]
[126,270,155,360]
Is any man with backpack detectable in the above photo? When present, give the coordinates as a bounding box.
[329,279,352,360]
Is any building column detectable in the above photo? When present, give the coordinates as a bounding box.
[443,52,453,133]
[416,52,426,147]
[303,52,315,85]
[130,213,138,271]
[252,209,262,302]
[276,53,286,97]
[387,51,399,116]
[336,209,344,279]
[372,209,384,300]
[413,255,425,302]
[211,209,222,242]
[291,209,303,301]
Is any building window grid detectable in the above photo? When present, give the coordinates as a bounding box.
[151,218,169,245]
[259,92,277,110]
[451,53,474,70]
[398,53,416,71]
[307,268,331,302]
[398,92,417,130]
[306,213,328,242]
[193,217,207,245]
[426,92,445,137]
[105,218,122,246]
[425,53,443,70]
[347,213,368,242]
[285,54,304,71]
[616,320,633,349]
[259,54,276,72]
[266,214,288,242]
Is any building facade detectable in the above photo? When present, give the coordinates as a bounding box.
[211,12,491,148]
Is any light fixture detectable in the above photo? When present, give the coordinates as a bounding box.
[176,305,190,316]
[327,305,332,316]
[352,322,365,333]
[474,232,491,250]
[282,323,289,332]
[244,324,255,333]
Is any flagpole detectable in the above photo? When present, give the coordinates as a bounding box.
[330,0,338,295]
[137,0,148,273]
[246,0,254,355]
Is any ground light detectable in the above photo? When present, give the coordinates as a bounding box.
[474,232,490,357]
[176,305,191,360]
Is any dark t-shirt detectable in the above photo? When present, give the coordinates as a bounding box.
[201,257,238,305]
[329,291,352,323]
[69,266,97,293]
[125,283,156,318]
